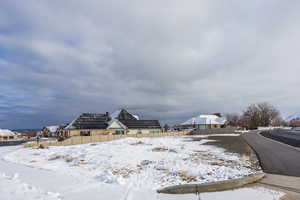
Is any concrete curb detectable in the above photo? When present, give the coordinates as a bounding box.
[157,173,265,194]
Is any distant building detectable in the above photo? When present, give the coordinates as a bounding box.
[42,126,60,137]
[58,109,162,138]
[18,130,38,138]
[107,119,161,134]
[178,114,227,130]
[0,129,21,141]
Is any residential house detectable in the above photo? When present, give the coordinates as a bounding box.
[62,113,111,137]
[59,109,162,138]
[0,129,21,141]
[118,120,161,134]
[107,109,161,134]
[42,126,60,137]
[179,114,227,130]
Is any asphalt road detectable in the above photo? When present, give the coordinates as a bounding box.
[261,130,300,148]
[0,140,28,146]
[242,131,300,177]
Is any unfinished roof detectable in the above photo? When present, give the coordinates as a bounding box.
[111,109,138,120]
[119,120,161,129]
[66,113,110,130]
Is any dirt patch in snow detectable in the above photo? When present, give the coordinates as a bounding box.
[130,141,149,146]
[152,146,177,153]
[112,167,140,178]
[202,136,261,170]
[177,170,198,182]
[201,136,252,155]
[48,155,62,161]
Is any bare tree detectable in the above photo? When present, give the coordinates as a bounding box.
[240,102,280,129]
[225,113,240,127]
[241,104,261,129]
[257,102,279,126]
[272,116,286,127]
[289,118,300,127]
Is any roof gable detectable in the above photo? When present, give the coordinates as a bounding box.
[111,109,137,120]
[107,119,127,129]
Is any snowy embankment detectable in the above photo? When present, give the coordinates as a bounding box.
[0,173,61,200]
[5,136,258,189]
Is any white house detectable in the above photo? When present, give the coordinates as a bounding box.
[181,114,227,129]
[0,129,19,141]
[42,126,60,137]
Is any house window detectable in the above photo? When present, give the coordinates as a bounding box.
[80,131,91,136]
[149,130,160,134]
[115,130,125,135]
[9,136,14,139]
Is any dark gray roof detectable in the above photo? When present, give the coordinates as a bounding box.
[68,113,110,130]
[116,109,137,120]
[120,120,161,129]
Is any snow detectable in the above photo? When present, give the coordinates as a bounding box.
[5,136,258,189]
[132,114,140,120]
[64,114,80,130]
[182,114,226,125]
[0,173,61,200]
[0,136,285,200]
[0,129,16,136]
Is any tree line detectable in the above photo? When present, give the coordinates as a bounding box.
[226,102,291,130]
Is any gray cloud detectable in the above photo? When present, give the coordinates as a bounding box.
[1,0,300,128]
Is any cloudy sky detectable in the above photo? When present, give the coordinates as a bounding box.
[1,0,300,129]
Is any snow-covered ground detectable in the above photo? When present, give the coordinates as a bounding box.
[5,136,258,188]
[0,173,61,200]
[0,136,285,200]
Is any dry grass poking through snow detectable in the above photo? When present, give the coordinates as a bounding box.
[130,141,152,146]
[112,167,141,178]
[48,155,76,163]
[152,146,177,153]
[5,136,262,189]
[177,170,198,182]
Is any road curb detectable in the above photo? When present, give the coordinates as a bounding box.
[157,173,265,194]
